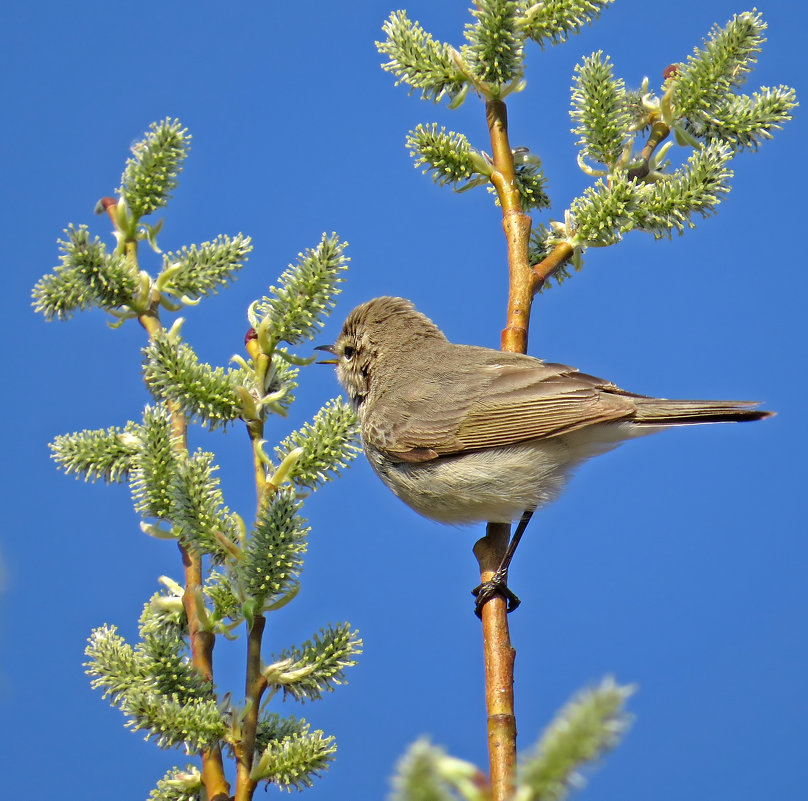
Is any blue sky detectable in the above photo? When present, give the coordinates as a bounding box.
[2,1,805,799]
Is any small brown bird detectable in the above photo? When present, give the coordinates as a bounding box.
[318,297,772,613]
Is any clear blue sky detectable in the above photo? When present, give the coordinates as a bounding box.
[2,1,805,799]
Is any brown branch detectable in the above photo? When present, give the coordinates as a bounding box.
[529,242,575,295]
[485,99,535,353]
[234,336,277,801]
[235,615,269,801]
[473,525,517,801]
[474,101,669,801]
[181,544,232,800]
[500,212,535,353]
[138,304,231,800]
[627,120,671,181]
[473,96,536,801]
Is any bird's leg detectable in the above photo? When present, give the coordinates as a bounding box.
[472,509,535,617]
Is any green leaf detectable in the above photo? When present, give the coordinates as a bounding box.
[377,11,468,104]
[119,118,190,218]
[520,677,633,801]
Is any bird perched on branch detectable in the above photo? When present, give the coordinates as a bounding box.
[317,296,772,614]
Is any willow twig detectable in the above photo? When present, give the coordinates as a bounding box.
[235,615,269,801]
[473,525,517,801]
[473,95,537,801]
[234,336,274,801]
[138,302,231,799]
[530,242,575,295]
[627,120,671,180]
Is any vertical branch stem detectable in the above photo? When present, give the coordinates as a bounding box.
[138,306,231,800]
[485,99,534,351]
[247,345,271,501]
[235,615,268,801]
[473,524,518,800]
[180,544,231,800]
[474,97,535,801]
[235,343,273,801]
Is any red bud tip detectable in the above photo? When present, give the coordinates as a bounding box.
[95,196,117,215]
[663,64,681,80]
[244,328,257,346]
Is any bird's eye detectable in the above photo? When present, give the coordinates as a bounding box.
[343,345,355,361]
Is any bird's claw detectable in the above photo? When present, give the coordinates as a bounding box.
[472,573,521,618]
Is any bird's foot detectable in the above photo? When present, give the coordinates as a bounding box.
[472,570,521,618]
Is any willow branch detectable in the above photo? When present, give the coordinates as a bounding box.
[473,96,534,801]
[235,615,269,801]
[234,338,274,801]
[530,242,575,294]
[138,296,230,800]
[486,99,534,354]
[244,333,278,507]
[527,120,671,294]
[473,526,517,801]
[180,545,230,800]
[627,119,671,180]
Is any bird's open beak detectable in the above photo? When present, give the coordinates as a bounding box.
[314,344,338,365]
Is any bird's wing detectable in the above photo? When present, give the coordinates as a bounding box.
[366,353,639,463]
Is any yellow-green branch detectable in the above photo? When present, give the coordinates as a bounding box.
[235,615,269,801]
[474,96,533,801]
[234,337,276,801]
[136,270,231,800]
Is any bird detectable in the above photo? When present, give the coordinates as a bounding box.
[317,296,773,614]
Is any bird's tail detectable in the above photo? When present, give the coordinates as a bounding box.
[632,398,774,425]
